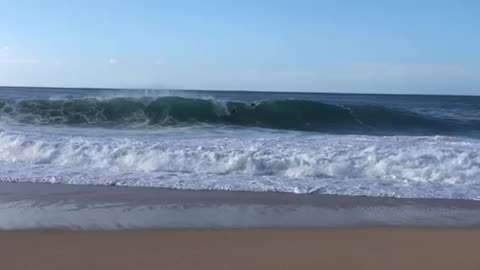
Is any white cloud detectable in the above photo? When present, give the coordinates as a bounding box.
[108,58,118,64]
[345,63,480,84]
[0,46,39,64]
[0,58,39,64]
[0,46,8,58]
[160,62,480,94]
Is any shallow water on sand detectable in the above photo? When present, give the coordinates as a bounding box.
[1,183,480,230]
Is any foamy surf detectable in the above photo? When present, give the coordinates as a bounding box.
[1,87,480,201]
[0,127,479,200]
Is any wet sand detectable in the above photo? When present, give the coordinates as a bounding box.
[2,182,480,229]
[2,228,480,270]
[2,183,480,269]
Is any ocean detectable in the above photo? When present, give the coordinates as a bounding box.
[1,86,480,202]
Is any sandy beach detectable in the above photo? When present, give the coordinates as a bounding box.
[2,183,480,269]
[2,228,480,270]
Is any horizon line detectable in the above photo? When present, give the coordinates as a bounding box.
[0,84,478,97]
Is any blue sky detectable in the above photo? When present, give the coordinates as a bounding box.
[1,0,479,94]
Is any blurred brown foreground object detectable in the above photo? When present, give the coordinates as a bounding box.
[1,228,480,270]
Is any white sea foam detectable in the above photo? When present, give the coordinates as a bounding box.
[0,127,479,200]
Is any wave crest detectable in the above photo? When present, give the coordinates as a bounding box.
[1,97,478,135]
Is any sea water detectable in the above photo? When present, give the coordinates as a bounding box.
[1,87,480,200]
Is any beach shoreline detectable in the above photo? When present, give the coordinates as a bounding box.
[2,183,480,269]
[1,182,480,230]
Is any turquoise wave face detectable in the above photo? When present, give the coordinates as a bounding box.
[1,96,479,135]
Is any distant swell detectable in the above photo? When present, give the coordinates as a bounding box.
[1,97,479,135]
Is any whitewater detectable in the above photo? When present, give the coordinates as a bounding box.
[1,87,480,200]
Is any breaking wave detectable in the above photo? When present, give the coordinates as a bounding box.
[1,96,479,135]
[1,129,480,200]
